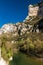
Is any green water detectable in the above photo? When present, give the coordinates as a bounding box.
[10,52,43,65]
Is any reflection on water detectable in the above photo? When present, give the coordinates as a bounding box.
[10,52,43,65]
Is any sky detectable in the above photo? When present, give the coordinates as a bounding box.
[0,0,41,27]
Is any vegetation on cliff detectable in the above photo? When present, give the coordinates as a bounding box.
[0,16,43,61]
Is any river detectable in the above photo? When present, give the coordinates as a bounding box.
[0,47,43,65]
[10,52,43,65]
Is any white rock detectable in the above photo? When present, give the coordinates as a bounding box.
[11,41,14,44]
[9,57,13,61]
[2,24,17,33]
[0,58,7,65]
[0,29,3,35]
[23,20,25,22]
[21,28,27,34]
[36,29,39,33]
[18,25,22,30]
[29,5,33,8]
[0,48,7,65]
[28,24,32,29]
[25,16,30,20]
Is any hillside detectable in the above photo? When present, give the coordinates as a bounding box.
[0,1,43,62]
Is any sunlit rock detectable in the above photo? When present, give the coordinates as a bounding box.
[2,24,17,33]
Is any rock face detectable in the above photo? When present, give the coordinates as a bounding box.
[0,29,3,35]
[1,24,17,33]
[29,5,39,16]
[0,18,43,35]
[28,1,43,17]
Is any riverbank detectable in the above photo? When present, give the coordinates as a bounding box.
[0,48,8,65]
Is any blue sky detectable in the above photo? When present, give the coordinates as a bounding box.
[0,0,40,27]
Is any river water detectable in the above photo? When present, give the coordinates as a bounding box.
[10,52,43,65]
[0,47,43,65]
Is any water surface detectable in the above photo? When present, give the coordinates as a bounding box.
[10,52,43,65]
